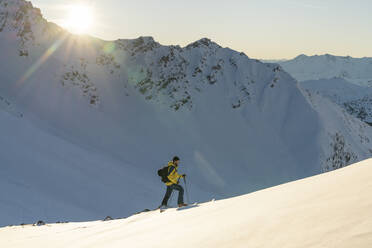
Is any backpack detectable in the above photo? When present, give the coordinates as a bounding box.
[157,166,171,183]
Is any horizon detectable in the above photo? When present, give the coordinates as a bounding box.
[28,0,372,60]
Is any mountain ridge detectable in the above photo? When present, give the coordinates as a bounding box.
[279,53,372,85]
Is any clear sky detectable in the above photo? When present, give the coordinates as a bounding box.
[30,0,372,59]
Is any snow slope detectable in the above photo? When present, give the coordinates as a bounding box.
[1,0,372,227]
[278,54,372,124]
[279,54,372,86]
[299,86,372,171]
[300,78,372,123]
[0,105,162,226]
[2,158,372,248]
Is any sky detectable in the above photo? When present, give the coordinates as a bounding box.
[30,0,372,60]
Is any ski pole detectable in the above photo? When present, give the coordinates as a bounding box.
[183,177,190,204]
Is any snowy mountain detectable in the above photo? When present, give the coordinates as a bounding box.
[278,54,372,124]
[0,0,372,226]
[279,54,372,86]
[300,78,372,124]
[2,158,372,248]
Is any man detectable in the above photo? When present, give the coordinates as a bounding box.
[160,156,187,208]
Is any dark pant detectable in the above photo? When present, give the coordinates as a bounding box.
[161,184,184,205]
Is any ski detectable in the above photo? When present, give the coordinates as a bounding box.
[176,202,198,211]
[159,202,198,213]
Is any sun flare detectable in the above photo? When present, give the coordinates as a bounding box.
[64,4,94,34]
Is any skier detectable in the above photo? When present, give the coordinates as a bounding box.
[160,156,187,208]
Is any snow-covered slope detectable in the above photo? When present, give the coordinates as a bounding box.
[2,159,372,248]
[279,54,372,86]
[0,108,161,226]
[278,54,372,124]
[0,0,372,227]
[300,78,372,124]
[299,86,372,171]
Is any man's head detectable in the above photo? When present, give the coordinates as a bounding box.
[172,156,180,165]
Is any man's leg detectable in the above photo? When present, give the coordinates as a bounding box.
[161,186,172,206]
[172,184,184,205]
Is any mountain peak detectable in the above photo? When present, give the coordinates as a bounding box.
[0,0,41,19]
[0,0,62,55]
[185,38,221,49]
[115,36,161,54]
[293,54,308,60]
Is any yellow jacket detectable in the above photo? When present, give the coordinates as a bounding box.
[165,161,183,186]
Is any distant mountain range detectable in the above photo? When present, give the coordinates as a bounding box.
[276,54,372,124]
[279,54,372,86]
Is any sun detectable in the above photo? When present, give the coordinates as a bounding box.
[64,4,94,34]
